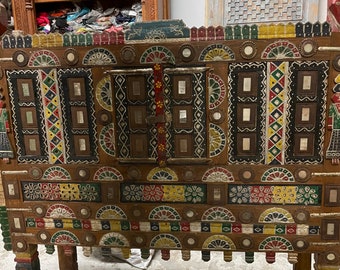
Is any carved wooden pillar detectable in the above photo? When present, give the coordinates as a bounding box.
[293,253,311,270]
[12,0,37,34]
[57,245,78,270]
[14,244,40,270]
[141,0,170,21]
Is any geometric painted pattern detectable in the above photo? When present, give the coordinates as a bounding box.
[82,48,117,65]
[28,50,60,67]
[199,44,235,62]
[201,167,234,182]
[147,167,178,181]
[201,207,236,222]
[140,46,175,65]
[42,166,71,180]
[57,68,98,163]
[258,236,294,251]
[209,123,226,157]
[228,184,321,205]
[258,208,294,223]
[50,230,80,245]
[121,184,206,203]
[286,61,328,164]
[261,167,294,182]
[95,75,112,111]
[261,41,301,59]
[208,73,226,109]
[26,218,320,236]
[40,69,65,163]
[21,182,101,202]
[95,205,127,220]
[45,204,76,218]
[266,62,287,165]
[202,235,236,250]
[166,69,208,159]
[228,62,267,164]
[7,70,48,163]
[149,234,181,249]
[99,123,115,157]
[93,167,123,181]
[149,206,181,221]
[99,232,129,247]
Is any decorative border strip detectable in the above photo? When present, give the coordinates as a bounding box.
[228,184,321,205]
[121,184,207,203]
[2,22,331,49]
[25,218,319,236]
[21,182,101,202]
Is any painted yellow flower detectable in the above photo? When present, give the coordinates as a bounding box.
[163,185,185,202]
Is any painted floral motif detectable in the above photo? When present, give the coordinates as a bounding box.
[185,185,205,203]
[250,185,273,204]
[21,182,101,202]
[38,183,59,200]
[296,186,320,205]
[163,185,185,202]
[79,184,100,202]
[121,185,143,202]
[121,184,206,203]
[143,185,164,201]
[228,185,321,205]
[228,185,251,204]
[23,182,42,200]
[272,186,297,204]
[60,184,80,201]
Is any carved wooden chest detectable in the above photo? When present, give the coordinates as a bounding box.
[0,21,339,269]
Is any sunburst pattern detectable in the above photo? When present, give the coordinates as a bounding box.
[150,234,182,249]
[261,40,300,59]
[258,207,294,223]
[147,167,178,181]
[96,205,127,220]
[202,167,234,182]
[201,207,236,222]
[261,167,294,182]
[202,235,236,250]
[51,230,80,245]
[149,205,181,220]
[93,166,123,181]
[199,44,235,62]
[96,76,112,111]
[42,166,71,180]
[259,236,294,251]
[99,232,129,247]
[209,123,226,157]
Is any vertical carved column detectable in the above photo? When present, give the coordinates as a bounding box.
[14,244,40,270]
[141,0,158,21]
[57,245,78,270]
[12,0,37,34]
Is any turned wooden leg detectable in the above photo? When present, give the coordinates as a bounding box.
[14,244,40,270]
[57,245,78,270]
[294,253,311,270]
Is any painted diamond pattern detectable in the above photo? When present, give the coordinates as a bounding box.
[40,69,65,164]
[266,62,286,165]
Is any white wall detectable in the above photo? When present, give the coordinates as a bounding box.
[170,0,205,27]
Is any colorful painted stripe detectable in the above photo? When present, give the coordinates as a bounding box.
[120,184,207,203]
[228,184,321,205]
[25,218,319,236]
[21,182,101,202]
